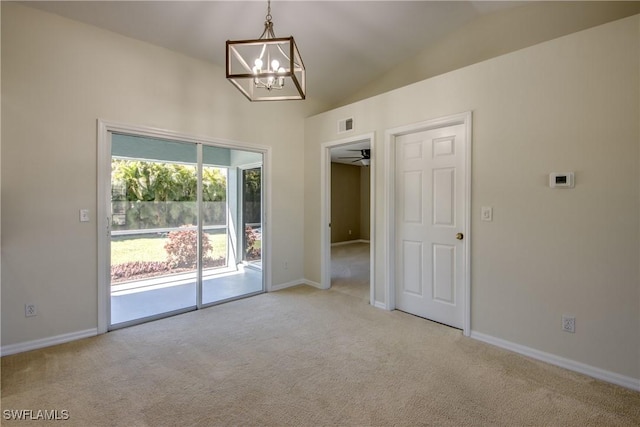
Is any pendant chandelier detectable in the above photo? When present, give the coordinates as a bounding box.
[226,0,306,101]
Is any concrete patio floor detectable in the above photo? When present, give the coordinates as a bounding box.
[111,265,263,325]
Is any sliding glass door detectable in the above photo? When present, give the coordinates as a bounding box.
[108,133,264,329]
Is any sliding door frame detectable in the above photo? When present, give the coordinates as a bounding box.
[97,119,271,334]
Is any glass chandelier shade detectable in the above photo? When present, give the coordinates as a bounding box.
[226,2,305,101]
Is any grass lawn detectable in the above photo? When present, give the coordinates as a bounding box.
[111,232,228,265]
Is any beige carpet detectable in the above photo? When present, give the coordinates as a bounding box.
[331,241,370,302]
[2,283,640,426]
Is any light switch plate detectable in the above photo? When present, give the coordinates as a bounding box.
[79,209,90,222]
[481,206,493,221]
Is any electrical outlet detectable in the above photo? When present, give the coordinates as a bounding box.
[562,315,575,333]
[25,304,37,317]
[348,229,352,235]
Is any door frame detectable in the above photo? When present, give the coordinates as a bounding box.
[384,112,472,336]
[97,119,272,334]
[320,132,375,306]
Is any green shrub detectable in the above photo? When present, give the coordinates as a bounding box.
[164,228,212,268]
[111,160,227,230]
[245,226,261,260]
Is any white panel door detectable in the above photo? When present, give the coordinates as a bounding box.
[395,124,466,328]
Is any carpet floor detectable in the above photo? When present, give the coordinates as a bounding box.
[2,268,639,425]
[331,241,370,302]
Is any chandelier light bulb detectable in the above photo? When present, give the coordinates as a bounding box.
[278,67,285,74]
[271,59,280,71]
[254,58,263,69]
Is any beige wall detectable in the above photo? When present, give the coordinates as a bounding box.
[330,163,361,243]
[305,16,640,380]
[1,3,326,346]
[329,163,371,243]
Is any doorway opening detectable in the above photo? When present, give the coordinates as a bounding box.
[321,134,375,305]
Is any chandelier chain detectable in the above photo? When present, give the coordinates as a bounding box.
[266,0,272,22]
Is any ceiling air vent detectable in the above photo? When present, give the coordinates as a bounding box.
[338,117,354,133]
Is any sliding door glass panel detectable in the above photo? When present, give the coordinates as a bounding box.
[202,164,228,271]
[110,135,197,326]
[242,167,262,266]
[202,147,263,305]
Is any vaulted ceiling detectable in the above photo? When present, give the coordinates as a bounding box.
[24,1,640,108]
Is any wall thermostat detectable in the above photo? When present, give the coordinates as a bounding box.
[549,172,574,188]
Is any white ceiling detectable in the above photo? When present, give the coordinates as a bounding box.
[330,139,371,165]
[24,1,526,107]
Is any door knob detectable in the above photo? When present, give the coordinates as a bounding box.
[455,233,464,240]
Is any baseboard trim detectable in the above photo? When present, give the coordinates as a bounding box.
[373,301,387,310]
[470,331,640,391]
[270,279,325,292]
[1,328,98,357]
[301,279,324,289]
[270,280,304,291]
[331,239,370,247]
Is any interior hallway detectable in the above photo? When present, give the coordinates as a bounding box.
[331,242,370,302]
